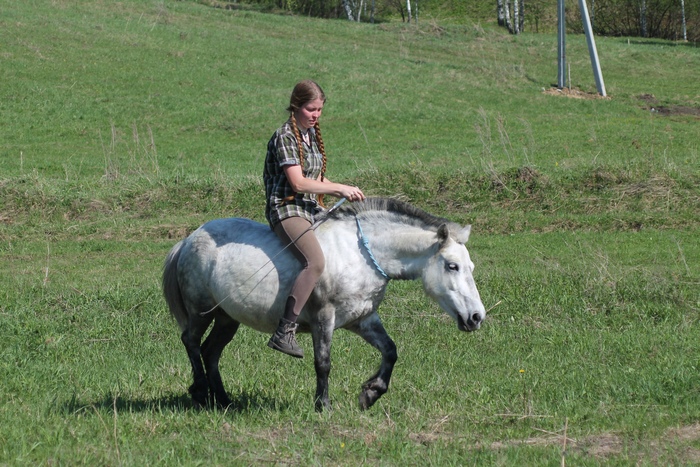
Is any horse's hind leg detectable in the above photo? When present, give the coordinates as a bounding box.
[311,318,335,412]
[346,313,397,410]
[181,312,215,408]
[201,310,239,408]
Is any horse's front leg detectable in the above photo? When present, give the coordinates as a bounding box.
[346,313,397,410]
[310,316,335,412]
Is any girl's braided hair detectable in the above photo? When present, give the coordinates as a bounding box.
[287,80,327,206]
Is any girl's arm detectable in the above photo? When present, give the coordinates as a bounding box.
[284,165,365,201]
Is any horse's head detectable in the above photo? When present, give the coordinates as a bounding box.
[422,223,486,332]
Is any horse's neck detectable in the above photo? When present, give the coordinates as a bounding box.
[365,222,437,280]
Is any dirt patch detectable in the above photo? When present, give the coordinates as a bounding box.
[490,166,548,195]
[482,423,700,463]
[650,105,700,117]
[637,93,700,117]
[149,224,195,240]
[543,87,609,100]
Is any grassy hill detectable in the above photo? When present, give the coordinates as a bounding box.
[2,0,698,234]
[1,1,699,465]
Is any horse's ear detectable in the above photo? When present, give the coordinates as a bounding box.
[438,224,471,246]
[454,225,471,244]
[437,224,450,247]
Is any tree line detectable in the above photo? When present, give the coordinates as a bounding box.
[511,0,697,40]
[214,0,698,41]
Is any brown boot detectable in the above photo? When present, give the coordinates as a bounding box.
[268,318,304,358]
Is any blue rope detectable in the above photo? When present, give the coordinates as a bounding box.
[356,216,390,280]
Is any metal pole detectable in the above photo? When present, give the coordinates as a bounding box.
[557,0,566,89]
[578,0,607,96]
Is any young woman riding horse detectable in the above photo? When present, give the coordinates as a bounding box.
[264,80,366,358]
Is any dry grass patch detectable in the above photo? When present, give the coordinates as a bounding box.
[485,423,700,463]
[400,421,700,463]
[543,86,610,100]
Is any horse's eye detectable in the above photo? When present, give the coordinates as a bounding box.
[446,262,459,272]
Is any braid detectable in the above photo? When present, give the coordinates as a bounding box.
[314,122,327,182]
[286,114,328,208]
[314,122,327,208]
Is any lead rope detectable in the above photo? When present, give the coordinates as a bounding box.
[355,216,390,280]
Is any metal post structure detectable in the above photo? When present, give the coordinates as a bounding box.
[557,0,566,88]
[556,0,607,96]
[579,0,606,96]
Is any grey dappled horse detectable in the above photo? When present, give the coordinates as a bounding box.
[162,198,486,411]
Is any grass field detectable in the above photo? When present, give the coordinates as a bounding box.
[1,0,699,465]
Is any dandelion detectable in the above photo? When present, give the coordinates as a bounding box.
[341,442,345,449]
[519,369,525,374]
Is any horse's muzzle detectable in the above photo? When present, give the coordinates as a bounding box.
[457,312,483,332]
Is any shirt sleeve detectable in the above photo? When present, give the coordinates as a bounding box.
[275,131,300,167]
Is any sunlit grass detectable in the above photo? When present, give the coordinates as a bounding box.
[1,0,699,464]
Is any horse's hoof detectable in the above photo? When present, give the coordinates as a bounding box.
[190,398,206,410]
[215,394,233,410]
[358,389,379,410]
[189,386,209,409]
[314,398,332,413]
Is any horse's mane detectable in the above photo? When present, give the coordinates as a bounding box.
[328,197,459,232]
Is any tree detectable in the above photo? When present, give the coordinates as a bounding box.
[497,0,506,27]
[498,0,525,34]
[574,0,696,40]
[342,0,354,20]
[385,0,407,21]
[406,0,418,22]
[680,0,687,40]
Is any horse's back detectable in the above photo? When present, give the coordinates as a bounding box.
[177,217,272,283]
[176,217,301,331]
[189,217,270,247]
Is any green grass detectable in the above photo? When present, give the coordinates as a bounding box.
[3,1,699,182]
[1,0,699,465]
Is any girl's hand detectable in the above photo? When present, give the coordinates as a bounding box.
[341,186,365,202]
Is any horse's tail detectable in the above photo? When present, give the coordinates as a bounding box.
[162,240,188,332]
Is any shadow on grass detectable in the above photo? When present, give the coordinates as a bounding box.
[62,390,286,414]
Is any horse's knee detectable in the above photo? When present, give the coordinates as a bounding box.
[314,357,331,377]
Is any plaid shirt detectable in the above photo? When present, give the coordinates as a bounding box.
[264,120,324,228]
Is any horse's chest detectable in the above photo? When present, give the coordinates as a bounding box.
[316,272,386,316]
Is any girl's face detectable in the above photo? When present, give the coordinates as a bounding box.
[295,98,324,130]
